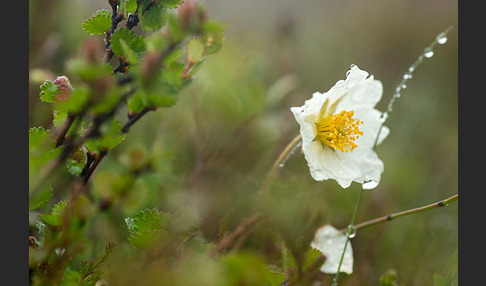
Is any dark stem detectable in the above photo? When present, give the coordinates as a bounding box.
[122,106,156,133]
[55,114,77,147]
[81,150,108,184]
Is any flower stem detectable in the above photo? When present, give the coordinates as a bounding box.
[339,193,458,233]
[256,134,302,199]
[332,187,365,285]
[374,26,454,148]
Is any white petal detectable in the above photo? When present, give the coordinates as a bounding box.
[311,225,353,274]
[290,65,388,188]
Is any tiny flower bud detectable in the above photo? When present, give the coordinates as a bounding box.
[140,52,162,87]
[80,37,104,64]
[53,76,73,102]
[177,1,207,33]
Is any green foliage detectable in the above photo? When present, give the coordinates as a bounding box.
[38,200,68,227]
[187,38,204,63]
[125,208,169,249]
[139,1,168,32]
[29,127,61,184]
[84,119,126,153]
[82,10,112,35]
[433,249,458,286]
[110,28,145,59]
[29,182,53,211]
[39,80,59,103]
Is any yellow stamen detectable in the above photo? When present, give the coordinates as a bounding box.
[315,110,363,152]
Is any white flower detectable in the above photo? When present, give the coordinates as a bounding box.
[311,224,353,274]
[290,65,389,188]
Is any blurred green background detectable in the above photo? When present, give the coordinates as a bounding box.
[29,0,457,285]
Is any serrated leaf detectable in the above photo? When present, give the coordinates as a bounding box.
[38,200,68,226]
[39,80,59,103]
[55,86,90,114]
[126,208,168,234]
[29,127,61,184]
[187,38,204,63]
[128,229,168,249]
[82,9,112,35]
[29,182,53,211]
[52,109,68,129]
[201,20,225,55]
[110,28,137,57]
[303,247,324,271]
[67,148,87,176]
[119,39,139,64]
[139,2,166,32]
[85,119,125,153]
[266,268,286,286]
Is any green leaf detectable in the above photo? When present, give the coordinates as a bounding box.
[128,229,168,249]
[52,109,68,129]
[433,249,458,286]
[55,86,90,114]
[82,9,112,35]
[201,20,225,55]
[38,200,68,226]
[120,39,139,64]
[127,91,147,113]
[139,2,166,32]
[380,268,399,286]
[39,80,59,103]
[29,182,53,211]
[266,267,286,286]
[187,38,204,63]
[67,148,87,176]
[125,0,137,14]
[84,119,126,153]
[29,127,61,184]
[110,28,137,57]
[302,248,324,271]
[160,0,182,8]
[125,208,169,249]
[125,208,168,234]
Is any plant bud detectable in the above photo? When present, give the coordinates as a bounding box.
[80,37,104,64]
[140,52,162,87]
[53,76,73,102]
[177,1,207,33]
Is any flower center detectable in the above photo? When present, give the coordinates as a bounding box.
[315,110,363,152]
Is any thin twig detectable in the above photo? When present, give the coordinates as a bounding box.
[55,114,77,147]
[256,134,302,199]
[339,193,459,233]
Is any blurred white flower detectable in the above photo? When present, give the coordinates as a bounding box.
[311,224,353,274]
[290,65,389,188]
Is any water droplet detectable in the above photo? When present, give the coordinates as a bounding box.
[347,225,357,238]
[437,33,448,45]
[424,50,434,58]
[408,66,415,73]
[395,86,401,92]
[395,93,401,98]
[401,84,407,89]
[379,113,388,123]
[279,163,285,168]
[403,73,413,80]
[362,180,379,190]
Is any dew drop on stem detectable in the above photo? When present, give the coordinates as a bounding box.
[347,225,357,238]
